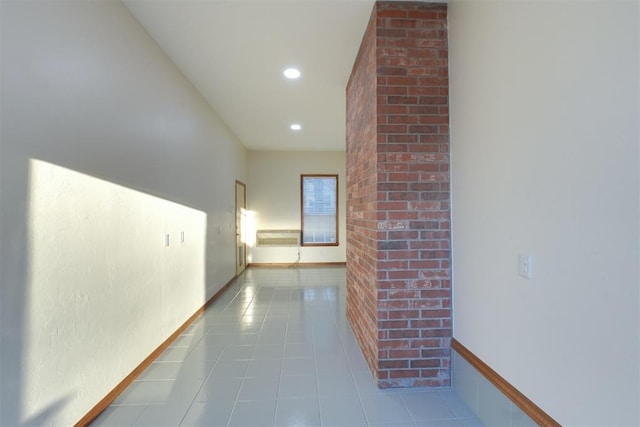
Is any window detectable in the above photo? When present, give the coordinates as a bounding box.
[301,175,338,246]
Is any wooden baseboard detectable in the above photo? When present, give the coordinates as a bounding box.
[75,276,238,427]
[451,338,561,427]
[248,262,346,268]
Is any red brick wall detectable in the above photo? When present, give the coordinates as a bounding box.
[346,1,451,388]
[346,5,380,377]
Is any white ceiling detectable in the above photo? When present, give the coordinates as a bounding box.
[123,0,378,152]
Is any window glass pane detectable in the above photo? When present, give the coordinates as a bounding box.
[301,175,338,245]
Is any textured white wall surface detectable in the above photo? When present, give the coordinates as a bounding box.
[247,151,347,264]
[449,1,639,425]
[26,160,207,423]
[0,1,246,425]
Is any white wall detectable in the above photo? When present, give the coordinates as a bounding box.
[0,1,246,425]
[247,151,346,264]
[449,1,639,425]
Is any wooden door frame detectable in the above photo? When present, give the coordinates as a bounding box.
[235,180,247,276]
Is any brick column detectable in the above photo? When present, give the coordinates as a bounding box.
[346,1,451,388]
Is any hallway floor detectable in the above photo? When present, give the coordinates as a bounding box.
[92,266,483,427]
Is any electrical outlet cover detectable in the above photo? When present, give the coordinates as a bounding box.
[518,254,532,279]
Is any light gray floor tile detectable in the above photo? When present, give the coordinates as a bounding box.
[459,417,485,427]
[237,377,279,401]
[314,343,344,358]
[252,344,285,359]
[319,397,367,427]
[205,322,238,334]
[112,381,178,405]
[401,392,457,421]
[170,334,203,348]
[195,376,242,402]
[133,401,192,426]
[360,394,414,425]
[368,423,415,427]
[183,345,224,363]
[286,332,312,343]
[281,357,315,376]
[237,323,262,334]
[352,368,381,395]
[208,359,248,379]
[180,323,208,338]
[219,344,254,360]
[346,352,371,372]
[197,333,237,346]
[438,390,477,419]
[155,346,191,362]
[136,362,183,381]
[316,357,351,373]
[316,371,358,398]
[278,375,317,398]
[227,400,276,427]
[180,400,235,427]
[92,404,147,426]
[275,397,321,426]
[246,358,282,378]
[283,342,314,359]
[173,359,217,382]
[414,420,464,427]
[100,267,483,427]
[256,331,286,344]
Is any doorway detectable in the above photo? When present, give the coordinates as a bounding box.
[235,180,247,276]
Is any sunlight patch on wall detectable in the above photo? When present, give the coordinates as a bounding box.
[23,159,206,424]
[241,208,256,247]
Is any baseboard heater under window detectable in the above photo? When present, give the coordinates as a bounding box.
[256,229,301,247]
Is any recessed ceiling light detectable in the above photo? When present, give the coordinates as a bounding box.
[290,124,302,131]
[284,68,301,79]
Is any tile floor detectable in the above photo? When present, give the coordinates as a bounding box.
[92,266,483,427]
